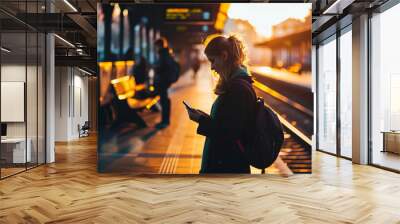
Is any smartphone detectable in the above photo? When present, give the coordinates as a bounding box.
[183,101,194,111]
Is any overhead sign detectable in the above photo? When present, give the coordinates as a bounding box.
[165,8,211,21]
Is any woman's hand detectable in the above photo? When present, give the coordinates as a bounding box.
[196,109,209,118]
[188,109,208,122]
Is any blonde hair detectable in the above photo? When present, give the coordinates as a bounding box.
[204,34,248,95]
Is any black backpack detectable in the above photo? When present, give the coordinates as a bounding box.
[237,79,284,174]
[166,55,180,84]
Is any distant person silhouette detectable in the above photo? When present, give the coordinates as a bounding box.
[153,37,175,129]
[191,49,201,80]
[133,56,149,85]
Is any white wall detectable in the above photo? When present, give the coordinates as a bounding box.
[55,66,69,141]
[1,65,33,138]
[55,67,89,141]
[72,73,89,138]
[1,65,25,129]
[1,63,46,163]
[1,65,26,144]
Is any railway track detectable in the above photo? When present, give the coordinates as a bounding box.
[252,72,313,174]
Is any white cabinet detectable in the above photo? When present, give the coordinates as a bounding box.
[1,138,31,163]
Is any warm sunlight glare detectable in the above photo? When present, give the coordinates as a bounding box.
[227,4,311,38]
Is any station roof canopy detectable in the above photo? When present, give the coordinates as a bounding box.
[255,29,311,48]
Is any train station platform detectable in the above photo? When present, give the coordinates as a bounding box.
[250,66,312,90]
[99,64,310,175]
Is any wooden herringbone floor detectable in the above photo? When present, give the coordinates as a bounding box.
[1,68,400,223]
[1,67,400,223]
[1,134,400,223]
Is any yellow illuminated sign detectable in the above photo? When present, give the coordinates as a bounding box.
[166,8,189,13]
[165,7,204,21]
[214,4,230,31]
[219,3,230,14]
[214,12,226,30]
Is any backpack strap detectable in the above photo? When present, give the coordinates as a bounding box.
[231,77,257,153]
[230,77,257,101]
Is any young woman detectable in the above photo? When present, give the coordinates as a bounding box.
[187,35,257,174]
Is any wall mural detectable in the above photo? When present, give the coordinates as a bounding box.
[98,3,313,175]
